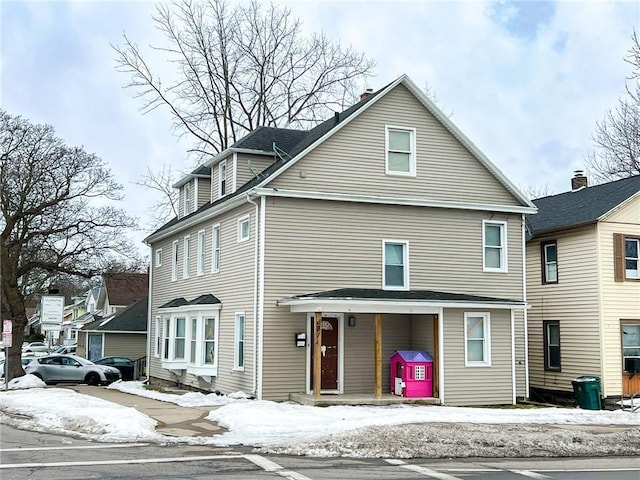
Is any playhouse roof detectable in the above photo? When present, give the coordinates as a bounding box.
[392,350,433,362]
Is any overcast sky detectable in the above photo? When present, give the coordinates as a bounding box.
[2,0,639,250]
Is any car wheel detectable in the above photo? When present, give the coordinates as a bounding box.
[86,372,100,386]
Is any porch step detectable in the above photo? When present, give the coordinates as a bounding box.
[289,393,440,407]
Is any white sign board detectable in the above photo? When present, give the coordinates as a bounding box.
[3,320,12,334]
[40,295,64,325]
[2,332,11,347]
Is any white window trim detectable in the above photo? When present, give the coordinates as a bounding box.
[234,312,246,371]
[238,214,250,243]
[482,220,508,273]
[154,316,161,358]
[183,235,191,279]
[626,238,639,279]
[212,224,221,273]
[382,239,410,290]
[219,159,227,197]
[464,312,491,367]
[171,241,179,282]
[155,248,162,268]
[385,125,416,177]
[197,229,206,276]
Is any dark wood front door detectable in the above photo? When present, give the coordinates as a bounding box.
[310,317,339,390]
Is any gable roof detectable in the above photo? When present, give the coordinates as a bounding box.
[82,297,148,333]
[103,272,149,307]
[527,175,640,239]
[146,74,535,243]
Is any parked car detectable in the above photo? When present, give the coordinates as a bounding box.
[22,342,49,353]
[0,357,33,379]
[93,356,135,381]
[24,354,121,386]
[52,344,77,355]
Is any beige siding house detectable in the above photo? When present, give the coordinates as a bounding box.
[526,173,640,403]
[145,75,536,406]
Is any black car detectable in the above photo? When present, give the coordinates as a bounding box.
[93,356,135,381]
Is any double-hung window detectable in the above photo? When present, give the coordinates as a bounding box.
[174,317,186,360]
[541,240,558,284]
[385,126,416,176]
[234,312,245,370]
[184,183,192,216]
[190,317,197,363]
[219,160,227,197]
[626,238,639,279]
[154,316,161,358]
[155,249,162,268]
[171,241,179,281]
[383,240,409,290]
[197,230,205,276]
[238,215,250,242]
[212,224,221,273]
[162,317,170,360]
[464,312,491,366]
[183,236,190,279]
[543,320,561,370]
[483,220,507,272]
[203,317,217,365]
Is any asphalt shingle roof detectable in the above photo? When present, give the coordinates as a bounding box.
[527,175,640,238]
[288,288,521,304]
[103,273,149,306]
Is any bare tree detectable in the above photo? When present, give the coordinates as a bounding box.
[586,31,640,181]
[0,110,138,380]
[113,0,375,159]
[519,183,552,200]
[133,166,180,229]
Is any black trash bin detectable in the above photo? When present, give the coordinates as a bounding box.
[571,376,602,410]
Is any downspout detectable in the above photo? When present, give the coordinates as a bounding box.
[145,243,153,383]
[246,192,260,397]
[522,214,530,399]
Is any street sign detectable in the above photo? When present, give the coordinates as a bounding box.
[2,320,12,333]
[40,295,64,325]
[42,324,62,332]
[2,332,12,347]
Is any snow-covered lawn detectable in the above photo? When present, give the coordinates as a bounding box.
[1,375,639,458]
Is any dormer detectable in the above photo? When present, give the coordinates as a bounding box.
[173,166,212,219]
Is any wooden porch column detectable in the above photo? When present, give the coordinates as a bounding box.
[432,314,439,398]
[313,312,322,399]
[374,313,382,398]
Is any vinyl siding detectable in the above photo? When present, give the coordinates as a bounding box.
[526,226,601,394]
[270,84,522,207]
[597,197,640,396]
[103,333,146,360]
[442,308,513,406]
[261,197,524,401]
[148,202,257,395]
[235,153,275,189]
[196,177,211,208]
[513,309,527,398]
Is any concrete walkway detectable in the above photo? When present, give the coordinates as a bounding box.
[66,385,225,437]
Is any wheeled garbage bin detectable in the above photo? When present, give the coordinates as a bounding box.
[571,376,602,410]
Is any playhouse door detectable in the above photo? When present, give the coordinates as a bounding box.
[310,317,339,391]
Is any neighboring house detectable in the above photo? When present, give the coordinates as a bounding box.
[98,272,149,316]
[526,172,640,403]
[144,74,537,406]
[78,297,148,364]
[61,294,88,345]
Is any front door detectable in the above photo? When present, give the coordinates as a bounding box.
[309,317,339,391]
[88,333,103,361]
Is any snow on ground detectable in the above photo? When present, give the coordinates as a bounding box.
[1,377,640,458]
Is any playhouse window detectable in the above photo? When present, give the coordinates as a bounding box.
[414,365,425,380]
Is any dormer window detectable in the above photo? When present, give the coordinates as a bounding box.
[184,183,192,216]
[219,160,227,197]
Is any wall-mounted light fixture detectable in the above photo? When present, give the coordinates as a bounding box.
[348,315,356,327]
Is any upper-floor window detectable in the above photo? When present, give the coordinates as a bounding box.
[385,126,416,176]
[171,240,179,281]
[383,240,409,290]
[483,220,508,273]
[464,312,491,366]
[212,224,221,273]
[184,183,192,216]
[219,160,227,197]
[541,240,558,284]
[183,236,191,279]
[238,215,250,242]
[614,234,640,282]
[155,249,162,268]
[197,230,206,276]
[543,320,561,370]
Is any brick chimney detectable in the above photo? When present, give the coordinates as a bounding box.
[571,170,588,190]
[360,88,373,101]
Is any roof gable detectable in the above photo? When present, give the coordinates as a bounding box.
[103,272,149,307]
[84,297,148,332]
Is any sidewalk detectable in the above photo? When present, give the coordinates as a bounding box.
[66,385,225,437]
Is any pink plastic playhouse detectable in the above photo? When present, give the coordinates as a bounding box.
[390,350,433,398]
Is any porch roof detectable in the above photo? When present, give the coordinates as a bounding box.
[277,288,526,314]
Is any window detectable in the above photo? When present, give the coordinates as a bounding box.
[204,317,217,365]
[183,236,190,279]
[464,312,491,366]
[171,241,179,281]
[414,365,425,380]
[483,220,507,272]
[155,249,162,268]
[190,317,197,363]
[385,126,416,176]
[238,215,250,242]
[212,224,221,273]
[219,160,227,197]
[614,234,640,282]
[174,317,186,360]
[622,323,640,372]
[541,240,558,284]
[163,317,170,360]
[543,321,561,370]
[154,316,161,358]
[383,240,409,290]
[197,230,205,276]
[235,312,245,370]
[184,183,192,216]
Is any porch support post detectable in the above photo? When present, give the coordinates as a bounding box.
[374,313,382,398]
[313,312,322,400]
[432,314,439,398]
